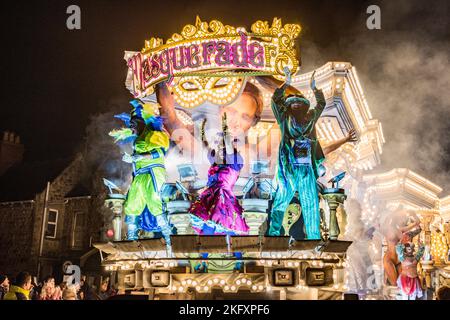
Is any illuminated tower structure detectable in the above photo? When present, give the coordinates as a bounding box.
[247,62,450,295]
[281,62,450,296]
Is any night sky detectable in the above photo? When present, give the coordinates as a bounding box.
[1,0,449,191]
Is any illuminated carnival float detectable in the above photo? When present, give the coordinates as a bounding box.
[95,17,450,300]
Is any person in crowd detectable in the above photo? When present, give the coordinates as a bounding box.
[30,278,41,300]
[97,279,114,300]
[39,275,62,300]
[62,285,78,300]
[78,275,94,300]
[59,281,67,293]
[436,286,450,300]
[0,274,9,300]
[3,271,33,300]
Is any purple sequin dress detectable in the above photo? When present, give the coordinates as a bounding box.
[189,152,249,235]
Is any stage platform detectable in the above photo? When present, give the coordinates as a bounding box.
[94,236,352,263]
[93,236,352,298]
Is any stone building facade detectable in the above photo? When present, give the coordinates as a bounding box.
[0,153,105,282]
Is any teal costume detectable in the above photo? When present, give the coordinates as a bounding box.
[268,84,326,239]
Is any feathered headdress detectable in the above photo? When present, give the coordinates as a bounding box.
[109,100,165,144]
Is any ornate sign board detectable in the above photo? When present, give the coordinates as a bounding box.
[125,17,301,108]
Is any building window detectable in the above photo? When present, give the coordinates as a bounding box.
[71,211,85,249]
[45,209,58,239]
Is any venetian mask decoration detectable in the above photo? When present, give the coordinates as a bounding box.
[171,75,246,108]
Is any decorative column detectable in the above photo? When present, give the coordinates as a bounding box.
[322,189,347,240]
[417,209,438,289]
[421,260,435,289]
[105,195,126,241]
[169,213,194,235]
[445,223,450,261]
[243,212,268,235]
[420,211,434,247]
[117,269,127,294]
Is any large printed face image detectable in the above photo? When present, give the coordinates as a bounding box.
[151,69,337,240]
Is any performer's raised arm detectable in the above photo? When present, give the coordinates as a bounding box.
[304,71,326,125]
[155,82,185,134]
[255,74,302,96]
[273,67,292,102]
[155,82,198,154]
[399,219,421,234]
[322,129,358,155]
[267,67,293,123]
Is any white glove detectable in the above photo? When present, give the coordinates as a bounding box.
[283,66,292,86]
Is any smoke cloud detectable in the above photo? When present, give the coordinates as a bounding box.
[300,0,450,194]
[81,95,133,193]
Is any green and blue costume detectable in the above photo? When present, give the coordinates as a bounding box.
[110,100,171,242]
[269,85,326,239]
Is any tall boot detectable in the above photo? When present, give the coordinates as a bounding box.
[156,214,172,247]
[126,215,140,240]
